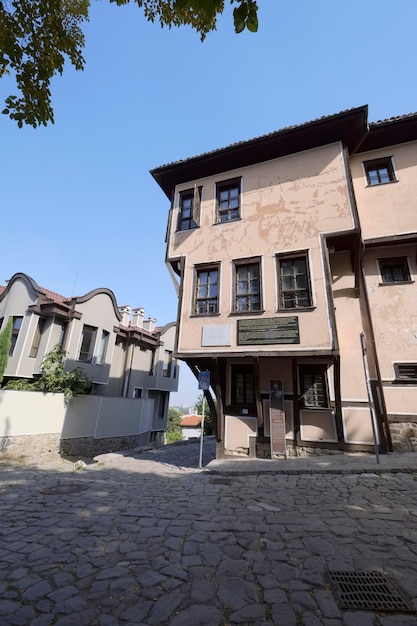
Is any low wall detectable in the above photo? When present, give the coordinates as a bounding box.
[0,390,158,457]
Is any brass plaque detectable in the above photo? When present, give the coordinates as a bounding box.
[237,317,299,345]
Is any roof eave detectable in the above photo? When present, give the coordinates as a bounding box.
[151,105,369,199]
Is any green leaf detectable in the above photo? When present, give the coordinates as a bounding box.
[246,9,258,32]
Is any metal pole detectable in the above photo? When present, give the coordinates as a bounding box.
[199,395,206,469]
[360,332,379,464]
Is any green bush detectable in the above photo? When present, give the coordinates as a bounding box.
[4,344,92,404]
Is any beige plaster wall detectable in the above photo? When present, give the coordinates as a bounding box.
[363,245,417,380]
[330,251,368,399]
[169,143,354,356]
[351,141,417,240]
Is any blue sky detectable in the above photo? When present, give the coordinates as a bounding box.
[1,0,416,407]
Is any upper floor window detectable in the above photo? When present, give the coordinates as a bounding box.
[299,364,329,408]
[194,265,219,315]
[77,324,97,363]
[10,316,23,357]
[394,363,417,384]
[133,387,143,398]
[163,350,173,377]
[178,188,200,231]
[216,178,241,223]
[363,157,396,186]
[96,330,110,365]
[379,257,411,283]
[277,253,312,310]
[233,259,262,313]
[29,317,45,359]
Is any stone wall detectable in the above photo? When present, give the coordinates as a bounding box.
[389,421,417,453]
[0,430,167,460]
[0,433,61,457]
[60,432,154,458]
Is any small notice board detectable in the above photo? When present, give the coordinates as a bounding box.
[269,380,286,458]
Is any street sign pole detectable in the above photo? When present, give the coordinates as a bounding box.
[197,371,210,470]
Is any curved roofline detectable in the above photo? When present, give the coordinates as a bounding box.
[157,321,176,334]
[0,272,44,302]
[74,288,122,321]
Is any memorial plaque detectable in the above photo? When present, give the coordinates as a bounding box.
[269,380,286,457]
[202,324,232,346]
[237,317,300,345]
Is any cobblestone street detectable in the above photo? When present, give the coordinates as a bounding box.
[1,440,417,625]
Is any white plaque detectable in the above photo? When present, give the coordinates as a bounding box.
[201,325,232,346]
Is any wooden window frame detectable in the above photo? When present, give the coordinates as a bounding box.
[363,157,396,186]
[394,363,417,384]
[194,264,220,316]
[216,178,241,223]
[299,364,329,409]
[233,258,262,313]
[378,257,411,284]
[178,189,199,231]
[277,253,312,310]
[231,363,255,406]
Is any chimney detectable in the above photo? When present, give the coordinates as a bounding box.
[143,317,156,332]
[131,307,145,328]
[119,305,131,327]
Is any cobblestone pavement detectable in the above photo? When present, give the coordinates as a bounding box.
[1,439,417,626]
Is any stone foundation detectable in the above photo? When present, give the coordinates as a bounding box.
[389,421,417,453]
[0,431,166,460]
[0,433,61,457]
[60,432,155,458]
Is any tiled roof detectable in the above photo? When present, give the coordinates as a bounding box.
[370,112,417,127]
[0,286,5,296]
[180,414,202,427]
[152,106,366,171]
[39,287,69,304]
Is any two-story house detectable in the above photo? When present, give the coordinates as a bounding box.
[151,106,417,459]
[0,272,178,440]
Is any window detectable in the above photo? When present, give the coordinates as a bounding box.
[59,322,68,349]
[9,316,23,356]
[96,330,110,365]
[277,254,312,309]
[194,265,219,315]
[158,392,168,419]
[133,387,143,398]
[163,350,173,377]
[178,188,200,231]
[299,365,329,408]
[231,364,255,405]
[363,157,396,186]
[234,259,262,312]
[379,257,411,283]
[394,364,417,383]
[149,349,155,376]
[29,318,45,358]
[77,324,97,363]
[216,179,241,223]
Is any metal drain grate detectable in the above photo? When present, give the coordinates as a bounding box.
[40,483,88,495]
[327,570,415,613]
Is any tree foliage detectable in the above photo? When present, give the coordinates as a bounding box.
[4,344,93,403]
[0,316,13,386]
[0,0,258,127]
[166,406,184,443]
[195,392,214,435]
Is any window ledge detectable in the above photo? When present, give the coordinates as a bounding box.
[392,379,417,386]
[190,313,221,318]
[378,280,414,286]
[214,218,242,226]
[366,180,398,188]
[230,310,265,317]
[277,306,316,313]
